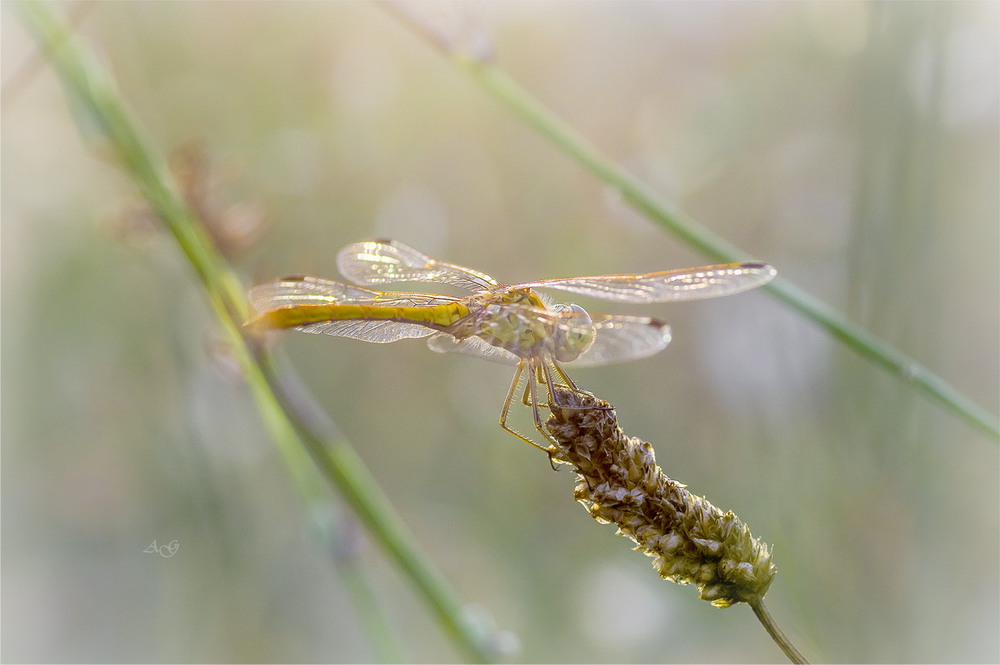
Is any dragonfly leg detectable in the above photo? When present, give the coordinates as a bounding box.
[532,365,552,409]
[499,361,551,453]
[528,367,544,429]
[520,367,535,407]
[534,361,578,410]
[545,360,582,411]
[499,360,525,431]
[526,366,564,469]
[551,360,579,392]
[547,359,613,412]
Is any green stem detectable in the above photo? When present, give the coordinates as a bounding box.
[18,2,493,661]
[423,43,998,441]
[749,598,809,664]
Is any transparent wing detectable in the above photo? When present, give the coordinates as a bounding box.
[248,276,463,311]
[247,276,463,342]
[521,262,776,304]
[569,315,672,367]
[425,332,520,364]
[296,318,434,343]
[337,239,500,292]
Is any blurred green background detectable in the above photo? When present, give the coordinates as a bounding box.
[3,2,997,662]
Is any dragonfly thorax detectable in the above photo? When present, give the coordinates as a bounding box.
[470,301,596,363]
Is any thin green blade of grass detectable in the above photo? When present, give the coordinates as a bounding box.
[384,7,997,441]
[17,2,496,661]
[460,59,998,442]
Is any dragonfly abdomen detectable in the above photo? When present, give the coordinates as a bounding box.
[253,302,471,331]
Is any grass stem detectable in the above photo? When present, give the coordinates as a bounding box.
[18,2,495,660]
[385,6,998,441]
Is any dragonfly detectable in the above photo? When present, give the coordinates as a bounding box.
[247,239,776,450]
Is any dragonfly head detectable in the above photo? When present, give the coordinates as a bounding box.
[552,303,596,362]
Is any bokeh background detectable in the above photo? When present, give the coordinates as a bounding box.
[3,2,998,662]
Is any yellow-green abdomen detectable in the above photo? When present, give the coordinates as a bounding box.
[252,302,471,331]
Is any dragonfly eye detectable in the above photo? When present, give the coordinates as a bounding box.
[553,303,596,362]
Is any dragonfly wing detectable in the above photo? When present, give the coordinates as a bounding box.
[248,276,467,335]
[522,262,776,304]
[249,276,463,311]
[337,239,500,292]
[426,332,519,364]
[295,318,434,342]
[249,277,381,311]
[569,315,671,367]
